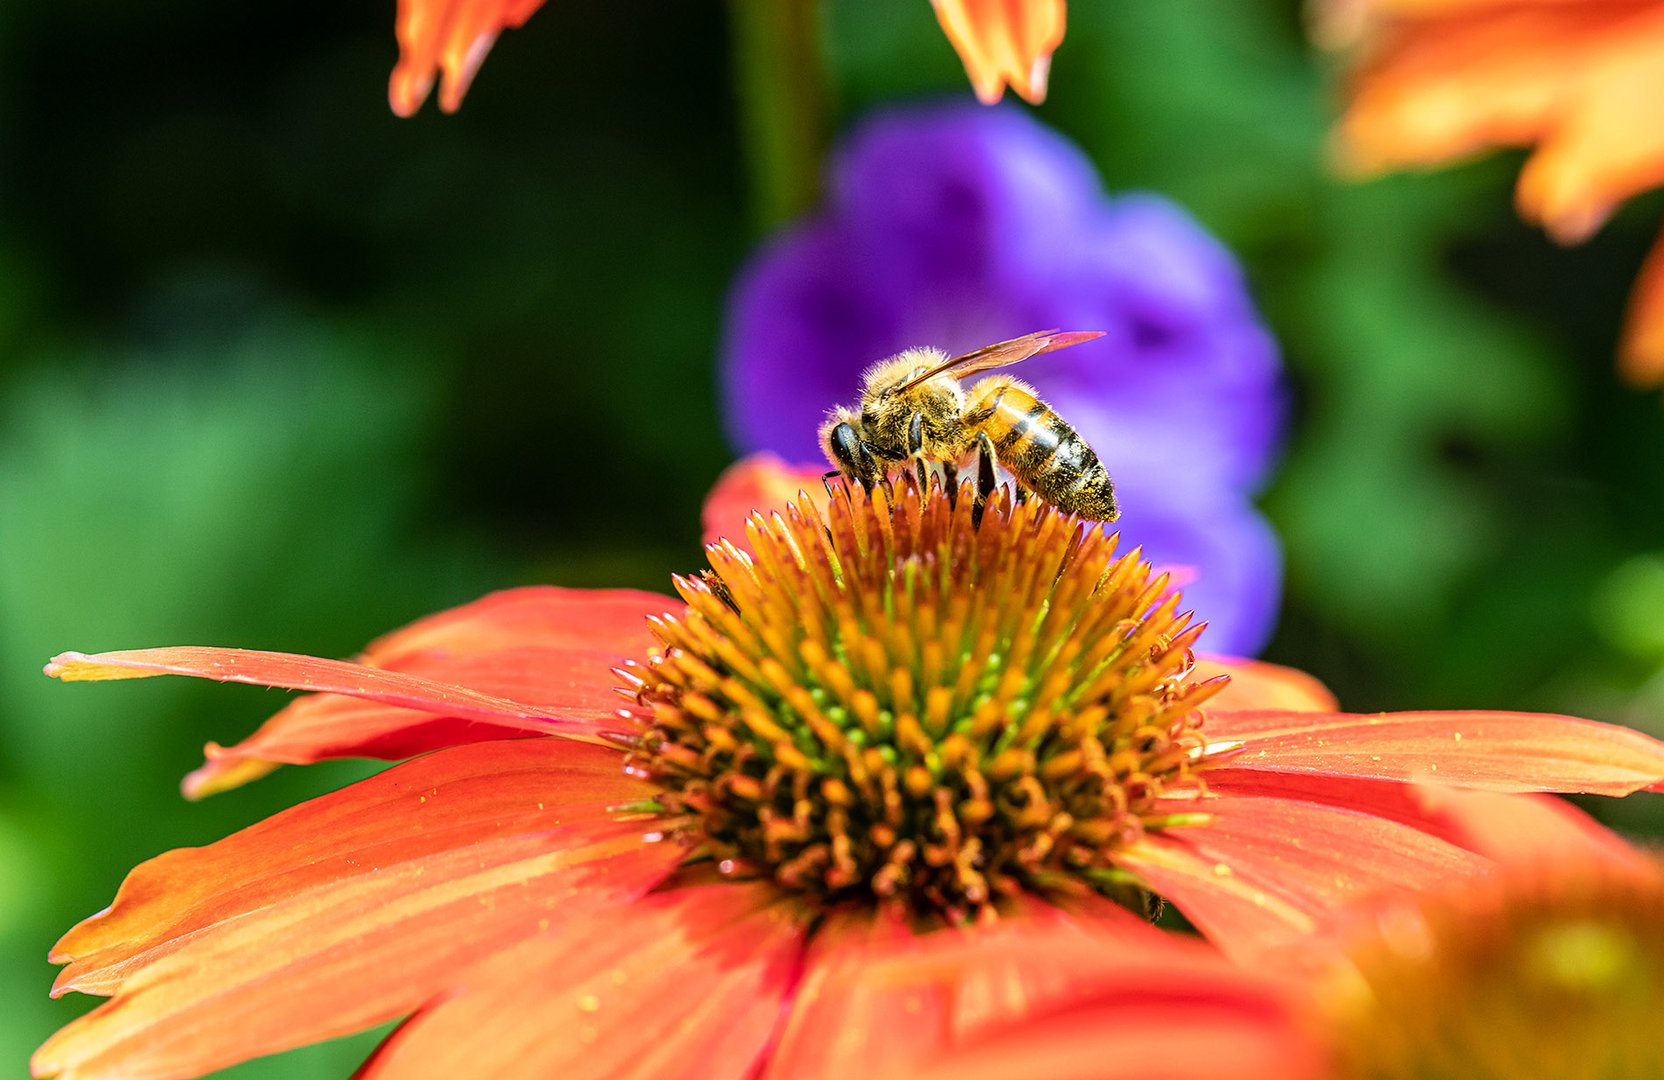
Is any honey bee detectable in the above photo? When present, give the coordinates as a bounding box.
[819,329,1118,522]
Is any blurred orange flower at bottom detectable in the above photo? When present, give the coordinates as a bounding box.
[1323,0,1664,385]
[919,790,1664,1079]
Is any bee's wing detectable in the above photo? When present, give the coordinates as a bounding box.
[894,330,1104,392]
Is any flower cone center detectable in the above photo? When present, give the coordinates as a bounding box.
[625,482,1220,918]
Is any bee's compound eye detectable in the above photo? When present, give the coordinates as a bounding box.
[827,422,863,471]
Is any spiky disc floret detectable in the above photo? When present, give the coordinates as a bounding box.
[625,482,1223,918]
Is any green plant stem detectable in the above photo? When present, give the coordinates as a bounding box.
[727,0,830,232]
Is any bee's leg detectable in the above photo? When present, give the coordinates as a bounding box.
[906,412,930,498]
[941,460,959,507]
[821,470,845,500]
[972,432,998,527]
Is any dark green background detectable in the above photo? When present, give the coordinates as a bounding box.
[3,1,1660,1073]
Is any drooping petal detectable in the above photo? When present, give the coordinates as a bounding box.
[180,647,643,799]
[36,798,682,1080]
[931,0,1068,104]
[1205,709,1664,795]
[45,647,590,734]
[357,881,809,1080]
[764,895,1174,1077]
[1335,7,1615,176]
[905,925,1324,1080]
[1193,655,1339,712]
[1407,784,1654,871]
[1333,2,1664,243]
[52,739,654,998]
[389,0,548,116]
[1620,225,1664,386]
[701,454,830,552]
[179,587,674,795]
[1190,768,1640,869]
[1118,789,1490,956]
[1510,5,1664,242]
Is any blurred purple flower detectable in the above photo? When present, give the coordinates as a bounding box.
[720,101,1285,654]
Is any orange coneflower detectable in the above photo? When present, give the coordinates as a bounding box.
[32,468,1664,1079]
[389,0,1070,115]
[1319,0,1664,384]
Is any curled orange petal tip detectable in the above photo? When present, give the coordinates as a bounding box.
[182,747,279,801]
[45,652,155,682]
[1620,229,1664,387]
[932,0,1067,105]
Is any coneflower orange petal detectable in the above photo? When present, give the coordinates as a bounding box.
[906,938,1323,1080]
[1192,656,1339,712]
[357,882,808,1080]
[53,739,654,998]
[1119,792,1488,956]
[1196,768,1635,865]
[35,818,681,1080]
[931,0,1067,105]
[1335,8,1609,173]
[182,646,641,798]
[701,454,829,552]
[355,586,671,663]
[1512,6,1664,241]
[1204,709,1664,794]
[1406,784,1654,870]
[389,0,549,116]
[763,895,1168,1077]
[177,586,673,796]
[1620,226,1664,385]
[45,646,605,737]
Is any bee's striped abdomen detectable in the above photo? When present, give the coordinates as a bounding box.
[967,378,1118,522]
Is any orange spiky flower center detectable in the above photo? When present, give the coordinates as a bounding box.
[624,482,1222,919]
[1324,858,1664,1079]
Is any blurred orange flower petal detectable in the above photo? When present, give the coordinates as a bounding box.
[180,587,674,797]
[931,0,1067,104]
[390,0,548,116]
[358,881,808,1079]
[1621,225,1664,384]
[1192,655,1340,712]
[1328,0,1664,381]
[1206,708,1664,794]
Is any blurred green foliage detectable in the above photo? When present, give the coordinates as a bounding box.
[2,0,1662,1074]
